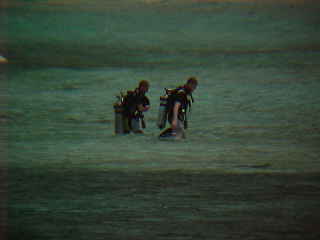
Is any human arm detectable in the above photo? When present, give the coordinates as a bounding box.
[171,101,181,130]
[137,95,150,112]
[137,104,150,112]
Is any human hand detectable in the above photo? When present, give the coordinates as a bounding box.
[171,119,178,130]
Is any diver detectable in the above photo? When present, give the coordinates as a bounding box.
[114,80,150,134]
[158,77,198,139]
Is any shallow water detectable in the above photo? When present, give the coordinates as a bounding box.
[5,56,320,172]
[2,1,320,239]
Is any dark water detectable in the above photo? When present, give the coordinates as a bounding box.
[8,168,320,240]
[2,0,320,239]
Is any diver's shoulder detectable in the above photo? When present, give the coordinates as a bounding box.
[176,88,187,95]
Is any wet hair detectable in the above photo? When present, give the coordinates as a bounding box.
[139,80,149,88]
[186,77,198,86]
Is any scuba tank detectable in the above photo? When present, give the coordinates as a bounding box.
[157,88,178,129]
[113,93,125,134]
[157,93,168,129]
[157,87,194,130]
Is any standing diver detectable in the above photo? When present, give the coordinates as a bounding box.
[114,80,150,134]
[158,77,198,139]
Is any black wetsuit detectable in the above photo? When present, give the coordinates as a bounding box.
[123,88,150,129]
[159,86,193,138]
[167,86,192,127]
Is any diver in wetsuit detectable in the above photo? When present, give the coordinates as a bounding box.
[159,77,198,139]
[122,80,150,134]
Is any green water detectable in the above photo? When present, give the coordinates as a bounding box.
[2,1,320,239]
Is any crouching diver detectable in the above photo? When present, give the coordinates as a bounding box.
[114,80,150,134]
[158,77,198,139]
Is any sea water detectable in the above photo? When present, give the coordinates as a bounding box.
[3,1,320,239]
[3,0,320,173]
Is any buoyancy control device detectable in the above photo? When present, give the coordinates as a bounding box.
[157,87,194,130]
[114,90,147,134]
[157,88,177,129]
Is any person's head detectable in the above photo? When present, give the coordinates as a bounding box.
[138,80,149,93]
[185,77,198,93]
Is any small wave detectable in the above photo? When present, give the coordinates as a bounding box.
[235,163,272,169]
